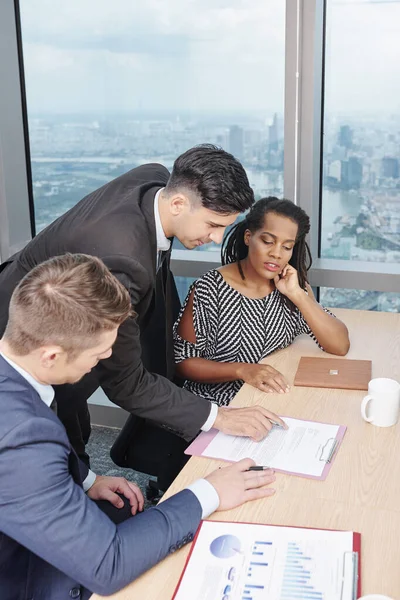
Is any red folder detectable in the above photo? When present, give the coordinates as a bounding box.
[172,520,361,599]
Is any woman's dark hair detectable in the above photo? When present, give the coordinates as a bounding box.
[221,197,312,292]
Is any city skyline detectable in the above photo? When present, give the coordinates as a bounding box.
[26,109,400,312]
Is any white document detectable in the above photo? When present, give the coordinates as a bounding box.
[201,417,341,477]
[174,521,356,600]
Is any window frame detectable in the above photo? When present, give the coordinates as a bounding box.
[0,0,35,263]
[295,0,400,293]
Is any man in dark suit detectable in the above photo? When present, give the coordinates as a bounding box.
[0,144,281,472]
[0,254,276,600]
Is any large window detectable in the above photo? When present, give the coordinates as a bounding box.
[19,0,285,235]
[321,0,400,266]
[2,1,397,312]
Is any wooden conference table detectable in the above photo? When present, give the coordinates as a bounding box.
[93,308,400,599]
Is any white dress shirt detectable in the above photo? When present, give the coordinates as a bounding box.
[153,189,218,431]
[154,188,171,254]
[153,190,220,517]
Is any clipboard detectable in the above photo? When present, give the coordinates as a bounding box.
[172,521,361,600]
[185,417,347,481]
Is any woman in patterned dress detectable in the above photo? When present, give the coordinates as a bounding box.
[173,197,350,407]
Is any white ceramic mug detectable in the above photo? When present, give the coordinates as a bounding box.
[358,595,395,600]
[361,378,400,427]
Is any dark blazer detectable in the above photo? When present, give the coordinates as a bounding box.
[0,355,202,600]
[0,164,212,452]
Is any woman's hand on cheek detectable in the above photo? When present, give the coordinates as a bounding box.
[274,265,302,299]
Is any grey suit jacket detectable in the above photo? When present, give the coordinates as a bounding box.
[0,163,212,446]
[0,356,202,600]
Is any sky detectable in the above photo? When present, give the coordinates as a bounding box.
[19,0,400,115]
[325,0,400,115]
[19,0,285,114]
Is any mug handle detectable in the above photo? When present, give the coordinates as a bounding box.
[361,395,374,422]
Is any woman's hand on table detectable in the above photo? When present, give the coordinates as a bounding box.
[236,363,290,394]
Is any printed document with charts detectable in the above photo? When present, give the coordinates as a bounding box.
[186,417,346,480]
[173,521,361,600]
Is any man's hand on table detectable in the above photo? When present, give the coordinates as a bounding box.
[213,405,288,442]
[205,458,276,510]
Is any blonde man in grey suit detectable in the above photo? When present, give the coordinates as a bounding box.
[0,253,276,600]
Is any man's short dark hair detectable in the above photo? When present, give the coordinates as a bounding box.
[165,144,254,214]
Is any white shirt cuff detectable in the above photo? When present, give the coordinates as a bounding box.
[83,469,97,492]
[201,402,218,431]
[186,478,220,519]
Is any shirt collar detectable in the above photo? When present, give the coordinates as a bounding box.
[0,352,55,407]
[154,188,171,252]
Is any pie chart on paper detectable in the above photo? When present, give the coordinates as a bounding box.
[209,535,242,559]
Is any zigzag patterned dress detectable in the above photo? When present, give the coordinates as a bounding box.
[173,269,331,406]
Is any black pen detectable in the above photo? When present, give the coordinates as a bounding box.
[270,420,284,428]
[246,466,271,471]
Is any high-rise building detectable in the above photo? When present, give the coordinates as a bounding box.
[338,125,353,149]
[340,157,363,189]
[268,113,279,152]
[229,125,244,160]
[382,157,399,179]
[348,157,363,189]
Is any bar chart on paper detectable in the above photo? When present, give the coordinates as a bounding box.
[242,541,272,600]
[241,540,325,600]
[280,542,323,600]
[173,522,357,600]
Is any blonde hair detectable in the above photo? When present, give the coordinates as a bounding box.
[4,253,132,357]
